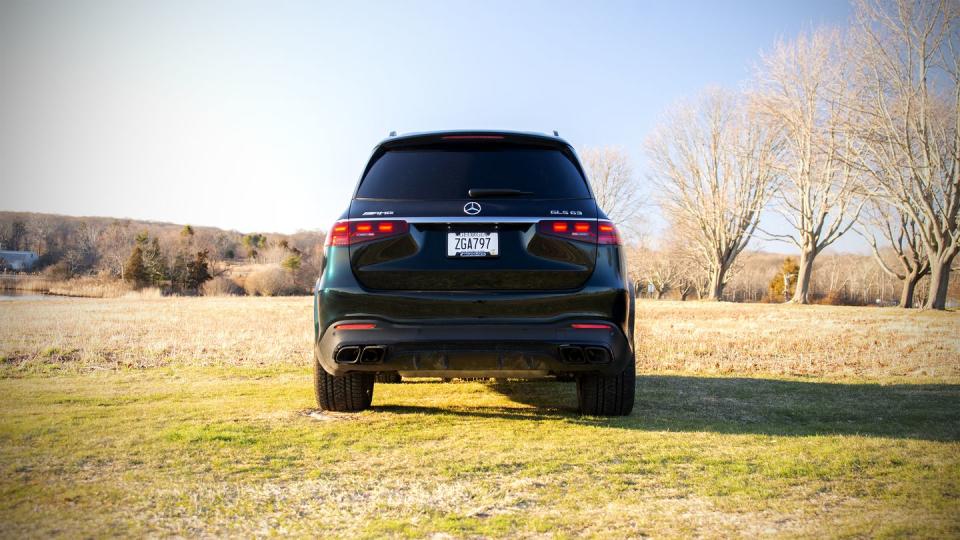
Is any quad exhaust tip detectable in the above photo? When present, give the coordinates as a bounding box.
[560,345,585,364]
[359,345,386,363]
[335,345,386,364]
[559,345,611,364]
[335,346,361,364]
[584,346,611,364]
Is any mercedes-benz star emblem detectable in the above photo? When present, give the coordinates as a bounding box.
[463,202,482,215]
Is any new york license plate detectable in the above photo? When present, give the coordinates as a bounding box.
[447,232,499,257]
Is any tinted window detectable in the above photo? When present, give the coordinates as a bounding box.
[356,144,591,200]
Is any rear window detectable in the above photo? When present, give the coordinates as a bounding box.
[355,144,591,200]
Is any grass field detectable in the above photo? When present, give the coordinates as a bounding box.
[0,297,958,538]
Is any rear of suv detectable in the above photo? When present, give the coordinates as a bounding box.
[313,130,635,415]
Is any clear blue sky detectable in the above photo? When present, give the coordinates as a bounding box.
[0,0,855,251]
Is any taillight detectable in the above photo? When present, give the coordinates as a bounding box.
[538,220,595,242]
[597,221,620,245]
[325,220,408,246]
[537,220,621,245]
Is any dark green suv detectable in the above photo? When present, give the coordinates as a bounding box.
[313,130,635,415]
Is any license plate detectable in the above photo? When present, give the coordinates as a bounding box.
[447,232,499,257]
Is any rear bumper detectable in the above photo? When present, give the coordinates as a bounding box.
[316,320,632,377]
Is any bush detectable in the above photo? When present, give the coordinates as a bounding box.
[814,289,866,306]
[45,276,132,298]
[201,276,242,296]
[768,257,800,302]
[43,261,74,281]
[281,254,301,272]
[242,266,297,296]
[121,287,164,299]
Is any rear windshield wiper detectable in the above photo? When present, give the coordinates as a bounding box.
[468,188,534,198]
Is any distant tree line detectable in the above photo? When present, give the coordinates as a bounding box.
[623,247,954,307]
[123,228,211,293]
[0,212,325,296]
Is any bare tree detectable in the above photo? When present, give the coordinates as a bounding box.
[579,146,645,240]
[638,249,682,299]
[677,278,698,300]
[622,244,646,298]
[815,252,853,300]
[646,88,781,300]
[98,220,134,279]
[848,0,960,309]
[645,227,714,300]
[856,200,930,307]
[672,240,710,300]
[726,251,783,302]
[755,28,864,303]
[63,221,102,274]
[26,215,54,256]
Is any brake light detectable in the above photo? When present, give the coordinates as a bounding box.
[327,222,350,246]
[441,135,504,140]
[539,220,595,241]
[571,323,612,329]
[325,219,408,246]
[538,220,621,245]
[597,221,620,245]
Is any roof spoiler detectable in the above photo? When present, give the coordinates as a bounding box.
[378,131,569,150]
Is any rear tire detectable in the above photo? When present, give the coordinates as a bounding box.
[375,372,402,384]
[314,349,375,412]
[576,362,635,416]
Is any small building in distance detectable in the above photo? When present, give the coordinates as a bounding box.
[0,250,39,271]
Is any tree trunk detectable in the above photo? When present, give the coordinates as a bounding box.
[655,289,665,300]
[924,254,956,310]
[898,271,921,308]
[680,290,689,301]
[707,266,726,301]
[790,249,817,304]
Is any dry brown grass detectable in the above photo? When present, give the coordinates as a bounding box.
[1,296,957,380]
[635,300,960,378]
[0,296,312,372]
[0,275,133,298]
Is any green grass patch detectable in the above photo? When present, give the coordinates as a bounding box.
[0,368,958,537]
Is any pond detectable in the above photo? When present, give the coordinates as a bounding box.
[0,290,52,301]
